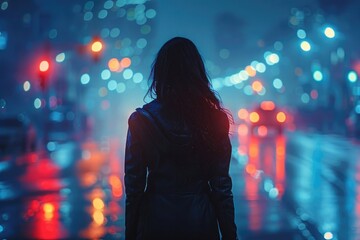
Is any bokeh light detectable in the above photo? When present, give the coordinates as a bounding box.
[120,57,131,68]
[23,81,31,91]
[91,41,103,52]
[238,109,249,120]
[252,80,263,92]
[245,65,256,77]
[80,73,90,85]
[348,71,358,82]
[34,98,42,109]
[108,58,121,72]
[92,198,105,210]
[324,27,335,39]
[55,53,65,63]
[300,41,311,52]
[39,60,49,72]
[313,70,323,81]
[297,29,306,39]
[258,125,268,137]
[324,232,333,240]
[276,112,286,123]
[249,112,260,123]
[273,78,283,89]
[101,69,111,80]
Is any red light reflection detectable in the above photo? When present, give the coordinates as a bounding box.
[275,135,286,198]
[24,194,66,239]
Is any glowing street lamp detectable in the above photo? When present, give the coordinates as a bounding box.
[324,27,336,39]
[300,41,311,52]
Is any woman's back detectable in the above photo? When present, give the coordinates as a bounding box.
[124,37,237,240]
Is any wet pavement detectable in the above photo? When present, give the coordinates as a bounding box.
[0,130,359,239]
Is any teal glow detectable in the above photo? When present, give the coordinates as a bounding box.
[123,69,133,79]
[297,29,306,39]
[313,70,323,81]
[56,52,66,63]
[80,73,90,84]
[116,82,126,93]
[273,78,283,89]
[108,80,117,91]
[348,71,357,82]
[34,98,41,109]
[101,69,111,80]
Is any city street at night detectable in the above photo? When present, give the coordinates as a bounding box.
[1,0,360,239]
[0,130,359,239]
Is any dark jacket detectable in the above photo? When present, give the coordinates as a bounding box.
[125,100,237,240]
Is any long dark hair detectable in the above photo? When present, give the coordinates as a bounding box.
[146,37,231,138]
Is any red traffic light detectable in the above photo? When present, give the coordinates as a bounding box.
[91,40,103,53]
[88,37,104,61]
[39,60,50,72]
[38,58,51,91]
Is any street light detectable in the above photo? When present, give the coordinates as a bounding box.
[38,59,50,91]
[324,27,336,39]
[89,37,104,62]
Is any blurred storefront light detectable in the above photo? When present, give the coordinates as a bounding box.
[313,70,323,81]
[81,74,90,85]
[324,232,333,240]
[265,53,280,65]
[273,78,283,89]
[101,69,111,80]
[252,80,263,92]
[297,29,306,39]
[23,81,31,91]
[34,98,42,109]
[238,109,248,120]
[324,27,336,39]
[55,53,65,63]
[300,41,311,52]
[348,71,358,82]
[107,80,117,91]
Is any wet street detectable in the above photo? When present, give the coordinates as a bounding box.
[0,130,359,240]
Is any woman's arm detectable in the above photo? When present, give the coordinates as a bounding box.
[124,112,147,239]
[209,114,238,240]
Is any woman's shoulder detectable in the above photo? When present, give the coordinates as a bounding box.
[128,100,158,121]
[209,108,230,135]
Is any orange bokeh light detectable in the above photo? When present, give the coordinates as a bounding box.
[237,124,249,136]
[93,211,105,225]
[257,125,268,137]
[245,65,256,77]
[260,101,275,111]
[245,164,256,175]
[91,41,103,53]
[249,112,260,123]
[120,57,131,68]
[276,112,286,123]
[252,80,263,92]
[237,108,249,120]
[108,58,121,72]
[43,203,55,213]
[92,197,105,210]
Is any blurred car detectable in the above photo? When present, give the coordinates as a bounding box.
[247,101,287,135]
[0,114,37,155]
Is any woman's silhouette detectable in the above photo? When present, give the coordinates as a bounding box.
[125,37,237,240]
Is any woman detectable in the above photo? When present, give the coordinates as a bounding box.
[125,37,237,240]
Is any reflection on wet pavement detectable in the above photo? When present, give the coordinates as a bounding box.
[0,131,359,239]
